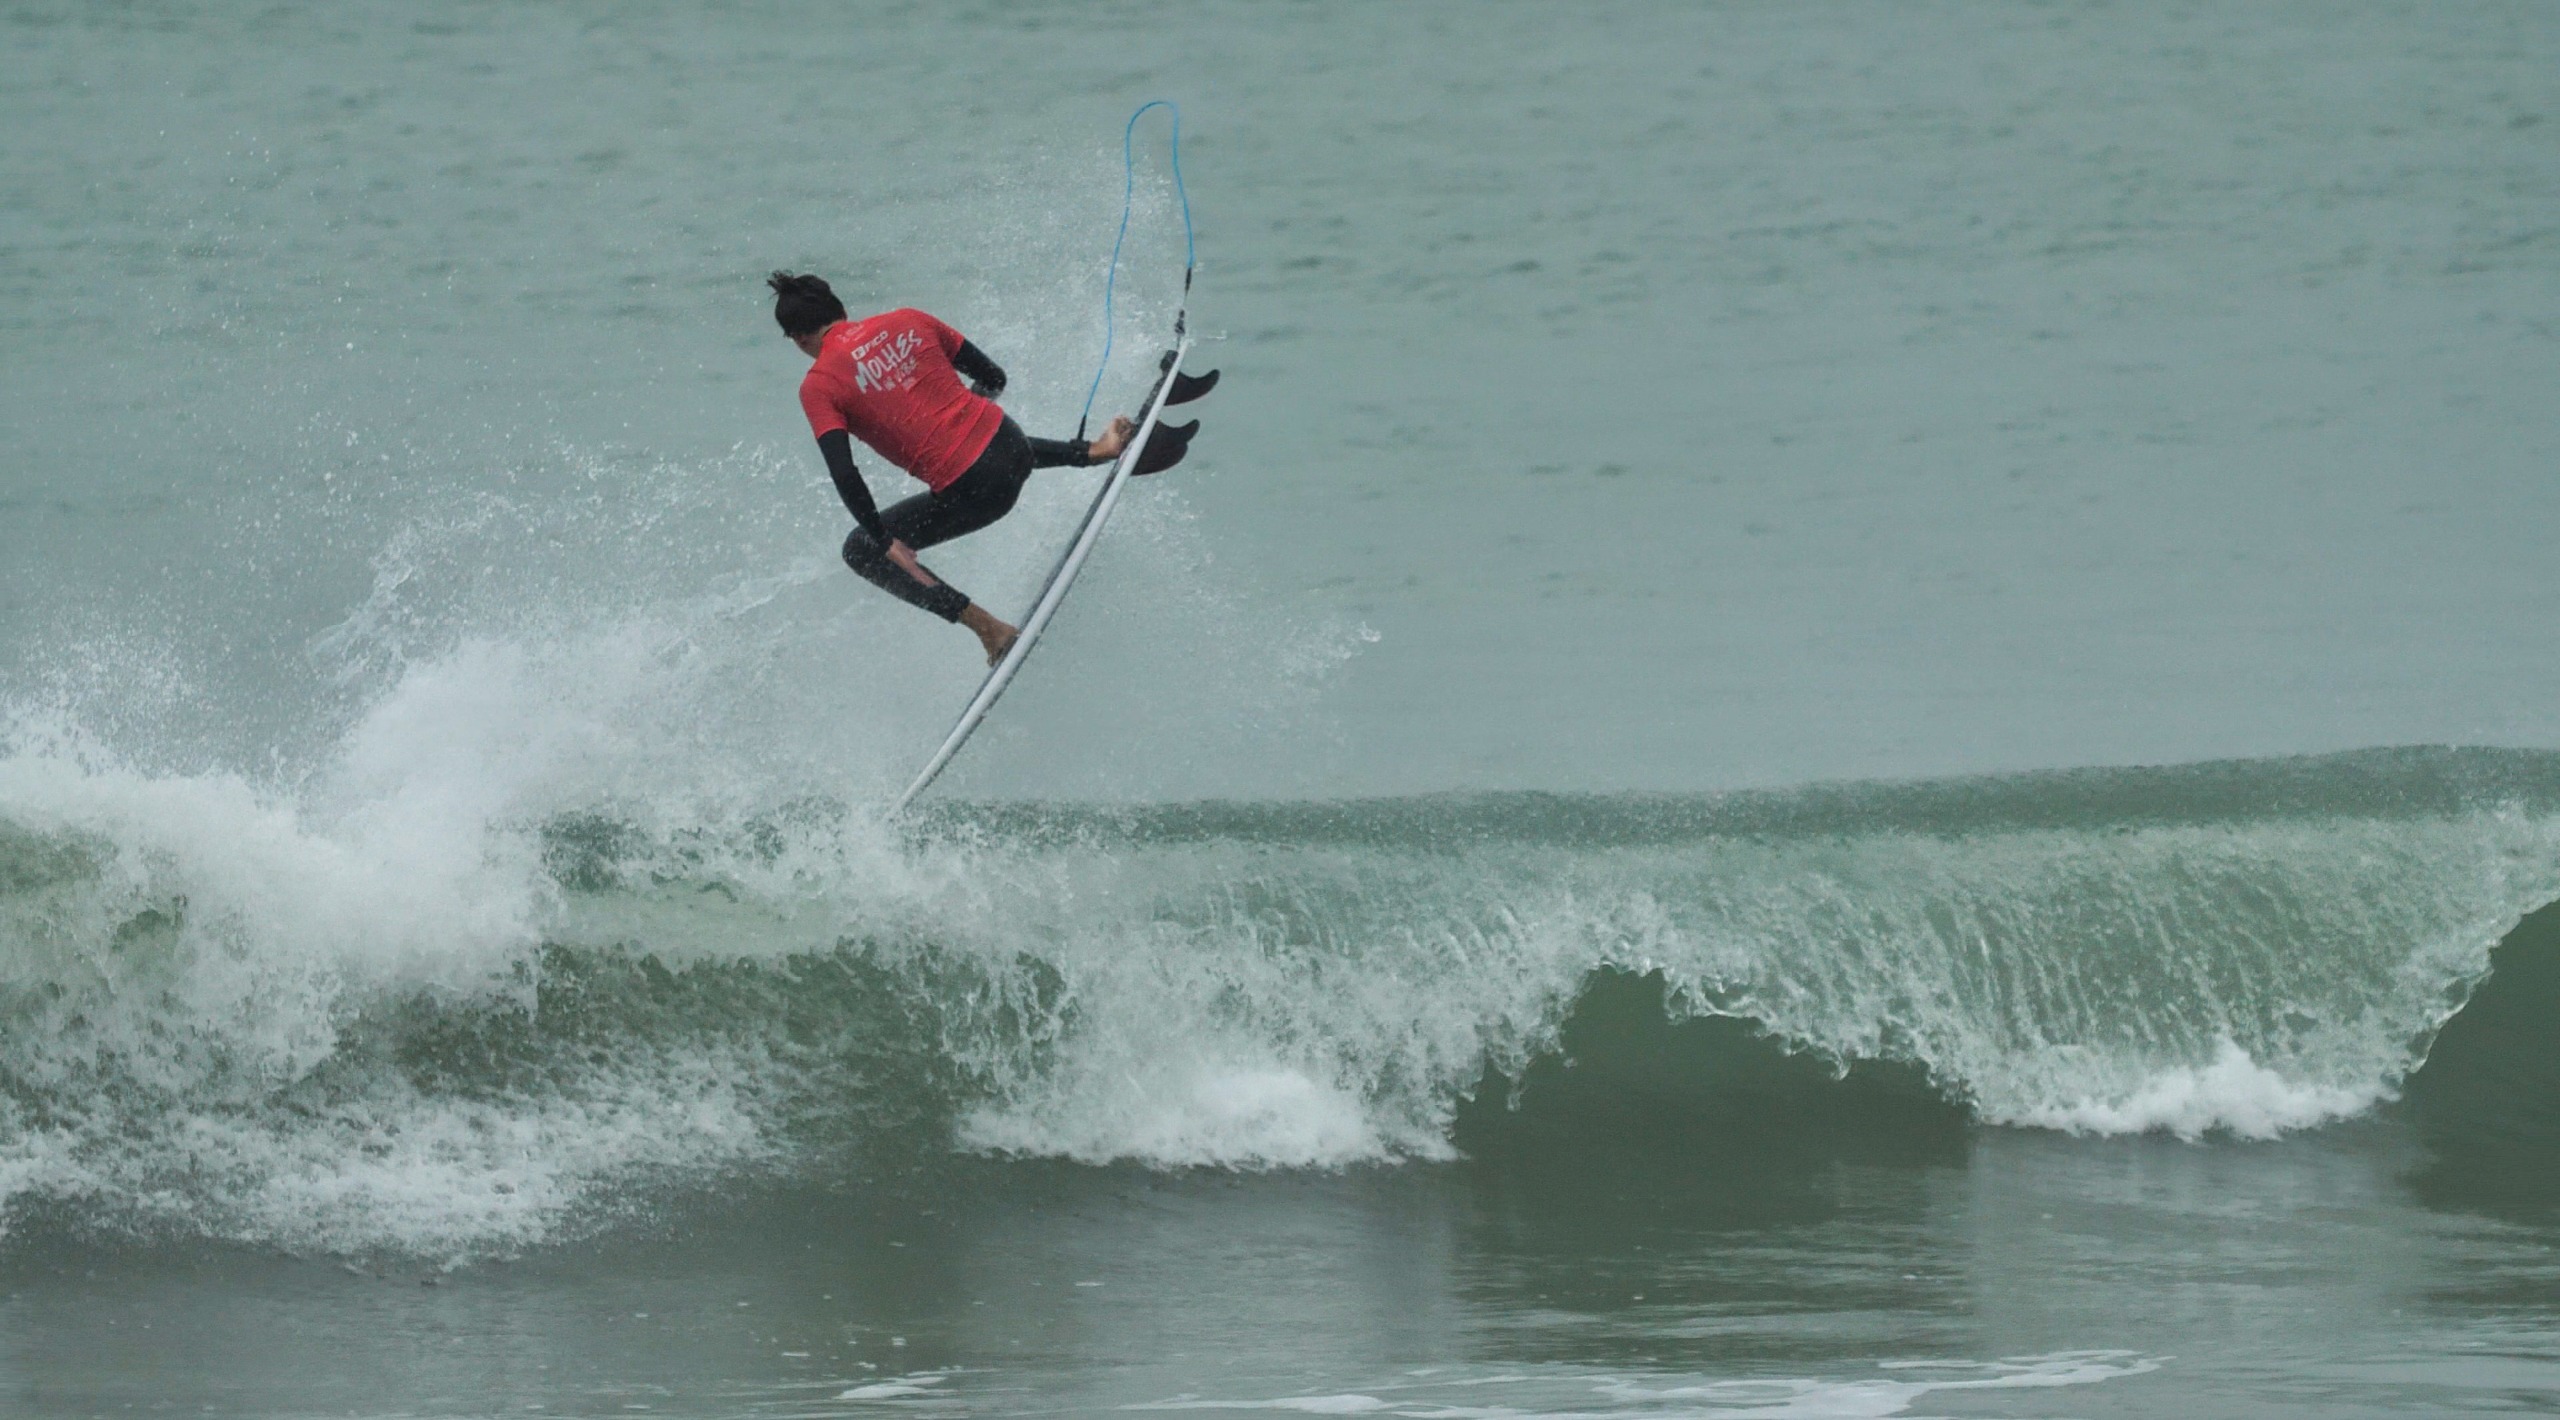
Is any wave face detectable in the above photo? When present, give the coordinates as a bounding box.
[5,732,2560,1256]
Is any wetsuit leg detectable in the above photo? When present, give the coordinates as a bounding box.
[840,419,1035,622]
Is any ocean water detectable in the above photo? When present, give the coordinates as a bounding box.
[5,1,2560,1415]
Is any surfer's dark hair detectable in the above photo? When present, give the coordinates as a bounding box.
[768,271,847,337]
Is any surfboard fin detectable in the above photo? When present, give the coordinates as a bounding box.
[1132,419,1199,476]
[1166,368,1220,405]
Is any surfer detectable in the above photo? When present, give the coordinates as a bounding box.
[771,271,1174,665]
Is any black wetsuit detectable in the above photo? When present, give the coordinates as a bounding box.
[819,342,1095,622]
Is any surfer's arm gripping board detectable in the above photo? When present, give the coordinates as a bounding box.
[931,339,1128,469]
[926,336,1141,467]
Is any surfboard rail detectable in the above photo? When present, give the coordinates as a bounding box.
[889,339,1192,813]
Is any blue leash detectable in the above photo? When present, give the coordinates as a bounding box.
[1077,100,1194,441]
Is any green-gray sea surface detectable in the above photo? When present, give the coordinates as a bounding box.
[4,3,2558,1415]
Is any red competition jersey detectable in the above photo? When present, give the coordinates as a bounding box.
[797,309,1004,491]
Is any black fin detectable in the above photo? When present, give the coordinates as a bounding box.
[1167,368,1220,405]
[1132,419,1199,476]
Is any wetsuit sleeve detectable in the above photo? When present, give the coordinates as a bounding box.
[949,340,1006,398]
[1026,434,1096,468]
[817,430,890,545]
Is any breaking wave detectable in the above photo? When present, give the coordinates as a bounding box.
[7,628,2560,1258]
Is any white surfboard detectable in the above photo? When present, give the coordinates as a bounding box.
[890,339,1192,813]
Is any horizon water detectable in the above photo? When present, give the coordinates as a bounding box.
[5,3,2560,1416]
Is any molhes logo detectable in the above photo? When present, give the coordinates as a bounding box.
[851,328,927,394]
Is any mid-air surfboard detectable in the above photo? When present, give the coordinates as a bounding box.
[889,339,1194,813]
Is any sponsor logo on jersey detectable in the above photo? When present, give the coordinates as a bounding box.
[851,328,926,394]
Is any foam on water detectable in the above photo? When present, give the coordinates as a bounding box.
[1125,1351,2161,1418]
[962,1059,1398,1171]
[837,1374,948,1401]
[2007,1038,2384,1141]
[0,661,797,1251]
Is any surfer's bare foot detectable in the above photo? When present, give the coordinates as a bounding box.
[959,603,1017,665]
[1087,416,1137,463]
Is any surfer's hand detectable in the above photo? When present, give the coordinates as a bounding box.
[886,540,939,587]
[1087,416,1138,463]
